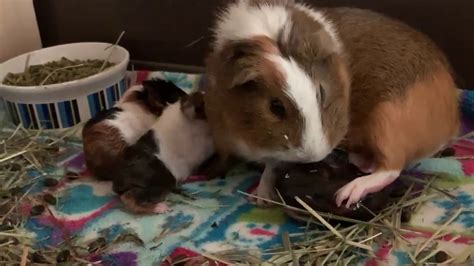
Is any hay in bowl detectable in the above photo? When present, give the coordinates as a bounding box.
[2,57,115,86]
[0,42,129,131]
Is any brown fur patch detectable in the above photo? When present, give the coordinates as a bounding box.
[120,90,141,104]
[119,85,171,116]
[252,36,280,54]
[320,55,351,147]
[121,91,165,117]
[324,8,454,124]
[205,36,305,160]
[314,8,460,170]
[82,123,127,180]
[348,64,460,171]
[180,91,207,120]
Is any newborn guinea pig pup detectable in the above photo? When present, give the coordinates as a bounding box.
[112,91,215,214]
[82,79,187,180]
[274,158,403,223]
[204,0,459,207]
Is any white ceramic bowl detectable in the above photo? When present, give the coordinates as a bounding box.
[0,42,129,130]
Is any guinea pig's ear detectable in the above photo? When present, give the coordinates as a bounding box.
[221,41,262,88]
[313,55,350,109]
[314,29,341,56]
[142,79,187,105]
[180,91,207,120]
[230,68,259,89]
[118,85,144,104]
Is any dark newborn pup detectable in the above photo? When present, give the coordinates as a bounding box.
[275,153,404,222]
[112,91,215,214]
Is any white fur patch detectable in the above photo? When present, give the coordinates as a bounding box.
[279,18,293,44]
[104,102,156,145]
[213,1,342,53]
[213,0,290,50]
[152,102,214,181]
[268,55,332,162]
[294,4,343,53]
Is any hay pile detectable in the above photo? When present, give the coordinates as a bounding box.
[2,31,125,87]
[0,126,70,263]
[0,126,144,264]
[2,57,115,86]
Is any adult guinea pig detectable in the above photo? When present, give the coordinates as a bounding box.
[112,91,215,214]
[204,0,459,207]
[82,79,187,181]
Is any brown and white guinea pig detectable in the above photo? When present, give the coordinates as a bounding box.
[204,0,459,207]
[111,91,215,214]
[82,79,187,181]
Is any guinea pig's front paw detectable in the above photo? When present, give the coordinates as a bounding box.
[152,202,170,214]
[249,183,277,207]
[335,171,400,208]
[335,179,367,209]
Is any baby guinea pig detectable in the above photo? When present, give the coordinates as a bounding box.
[276,146,457,223]
[204,0,459,207]
[111,91,215,214]
[274,159,402,223]
[82,79,187,181]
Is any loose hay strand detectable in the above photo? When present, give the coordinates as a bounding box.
[39,64,86,85]
[359,232,383,244]
[295,197,373,252]
[99,31,125,72]
[20,246,28,266]
[457,130,474,140]
[282,231,299,266]
[415,207,464,256]
[295,197,344,240]
[275,188,287,205]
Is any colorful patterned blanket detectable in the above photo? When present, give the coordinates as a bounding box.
[22,71,474,265]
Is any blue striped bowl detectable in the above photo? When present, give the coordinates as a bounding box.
[0,43,129,130]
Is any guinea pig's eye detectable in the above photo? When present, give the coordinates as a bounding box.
[241,80,257,90]
[270,99,286,118]
[233,80,258,92]
[319,84,326,104]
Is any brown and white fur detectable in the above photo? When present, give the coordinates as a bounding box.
[82,85,158,181]
[82,79,187,181]
[113,91,215,214]
[204,0,459,207]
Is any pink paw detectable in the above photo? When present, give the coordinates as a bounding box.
[335,170,400,208]
[335,178,370,208]
[248,184,277,207]
[153,202,170,214]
